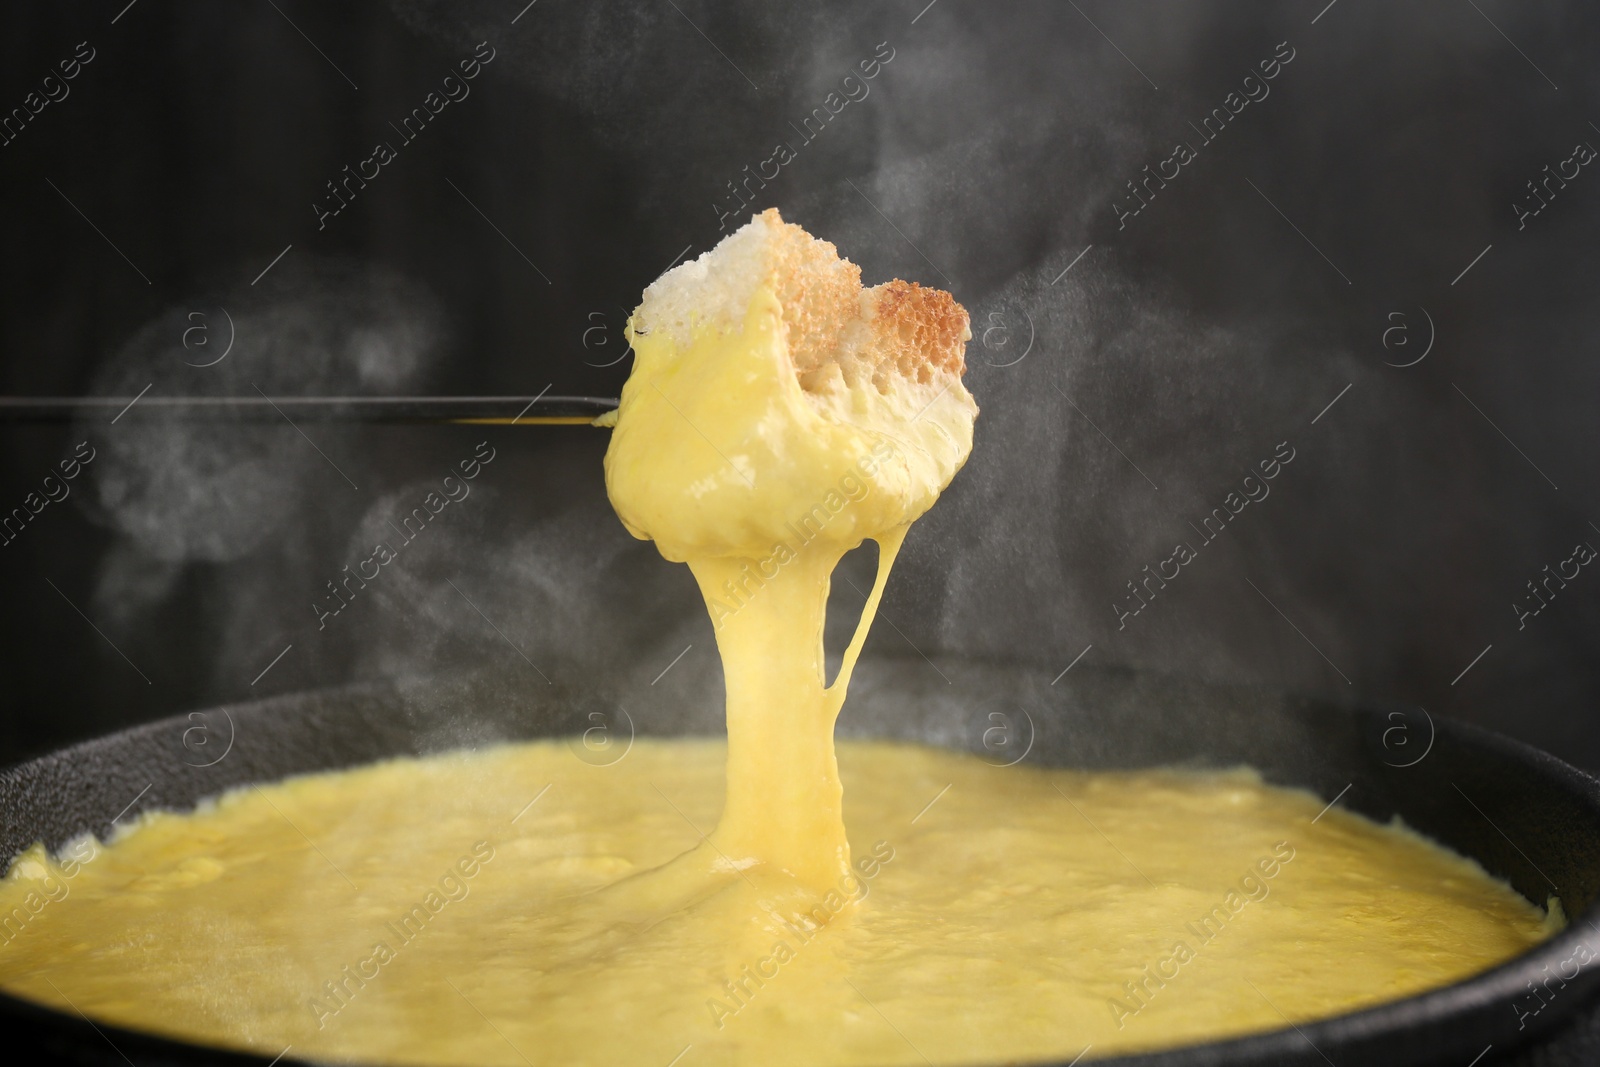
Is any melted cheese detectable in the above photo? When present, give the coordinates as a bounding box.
[0,742,1558,1065]
[602,276,973,898]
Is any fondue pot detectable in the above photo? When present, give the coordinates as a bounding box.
[3,658,1598,1066]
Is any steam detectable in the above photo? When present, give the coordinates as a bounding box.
[79,258,445,686]
[61,1,1600,756]
[82,260,442,562]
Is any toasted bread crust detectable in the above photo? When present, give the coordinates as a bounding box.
[759,209,863,383]
[862,280,970,385]
[755,208,971,394]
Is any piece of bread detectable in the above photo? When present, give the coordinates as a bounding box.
[631,208,970,395]
[609,207,978,560]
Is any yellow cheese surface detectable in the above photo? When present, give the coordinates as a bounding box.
[0,741,1558,1065]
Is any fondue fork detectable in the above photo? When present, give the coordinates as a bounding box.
[0,395,618,425]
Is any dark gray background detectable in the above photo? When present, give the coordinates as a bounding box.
[0,0,1596,775]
